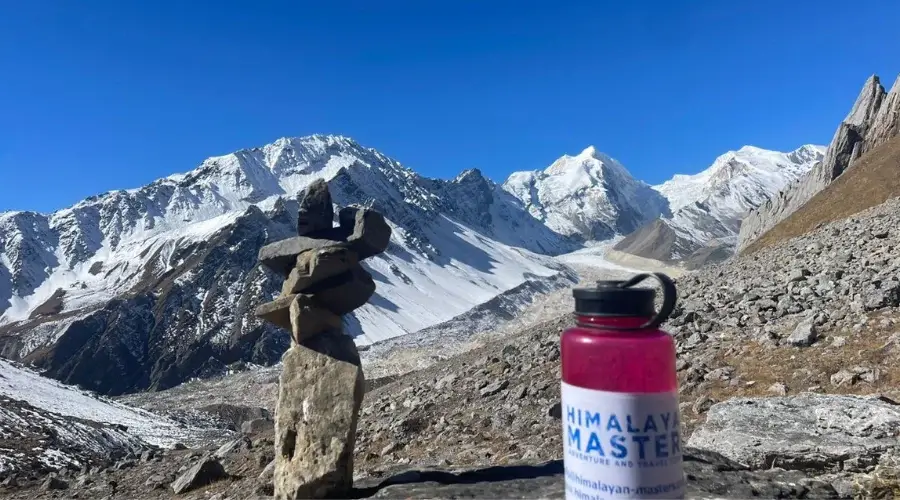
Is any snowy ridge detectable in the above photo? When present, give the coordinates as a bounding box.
[0,136,573,326]
[656,145,826,218]
[613,144,825,266]
[660,144,825,245]
[502,146,670,242]
[0,134,576,395]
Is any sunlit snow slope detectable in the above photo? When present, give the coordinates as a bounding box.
[0,135,576,395]
[612,145,826,267]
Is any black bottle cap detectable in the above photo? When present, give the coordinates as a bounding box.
[572,280,655,317]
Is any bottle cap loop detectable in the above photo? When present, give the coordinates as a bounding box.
[572,272,677,330]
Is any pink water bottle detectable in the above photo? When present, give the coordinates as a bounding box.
[561,273,684,499]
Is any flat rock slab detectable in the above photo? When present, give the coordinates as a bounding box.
[259,205,391,276]
[214,436,252,459]
[687,393,900,471]
[255,294,296,331]
[352,449,841,499]
[275,339,364,499]
[282,247,358,295]
[259,237,348,276]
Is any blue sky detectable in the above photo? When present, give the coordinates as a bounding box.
[2,0,899,213]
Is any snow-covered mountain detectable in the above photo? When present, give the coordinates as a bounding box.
[0,135,577,395]
[656,145,825,217]
[613,144,826,267]
[0,133,828,397]
[502,146,671,242]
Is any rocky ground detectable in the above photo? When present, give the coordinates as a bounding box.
[3,311,898,498]
[5,198,900,498]
[669,195,900,425]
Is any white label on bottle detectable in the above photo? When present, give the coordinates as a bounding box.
[562,382,685,499]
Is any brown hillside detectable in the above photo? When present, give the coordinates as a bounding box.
[742,134,900,255]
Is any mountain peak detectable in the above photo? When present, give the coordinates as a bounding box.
[454,168,487,183]
[794,144,827,154]
[543,145,621,177]
[736,145,766,154]
[845,75,886,128]
[787,144,828,164]
[502,145,668,241]
[275,133,359,147]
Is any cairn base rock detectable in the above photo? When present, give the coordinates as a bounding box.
[274,334,364,500]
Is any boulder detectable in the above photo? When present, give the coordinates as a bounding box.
[215,436,252,458]
[171,457,228,494]
[40,476,68,491]
[786,316,817,346]
[687,393,900,471]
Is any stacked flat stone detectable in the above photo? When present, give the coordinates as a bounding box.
[254,179,391,500]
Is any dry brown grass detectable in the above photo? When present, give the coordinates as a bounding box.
[744,134,900,255]
[712,330,898,399]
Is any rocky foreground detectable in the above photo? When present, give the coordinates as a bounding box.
[2,314,899,499]
[5,197,900,498]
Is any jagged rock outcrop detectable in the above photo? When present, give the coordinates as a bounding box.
[738,74,900,251]
[869,76,900,148]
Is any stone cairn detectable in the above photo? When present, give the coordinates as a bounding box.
[254,179,391,499]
